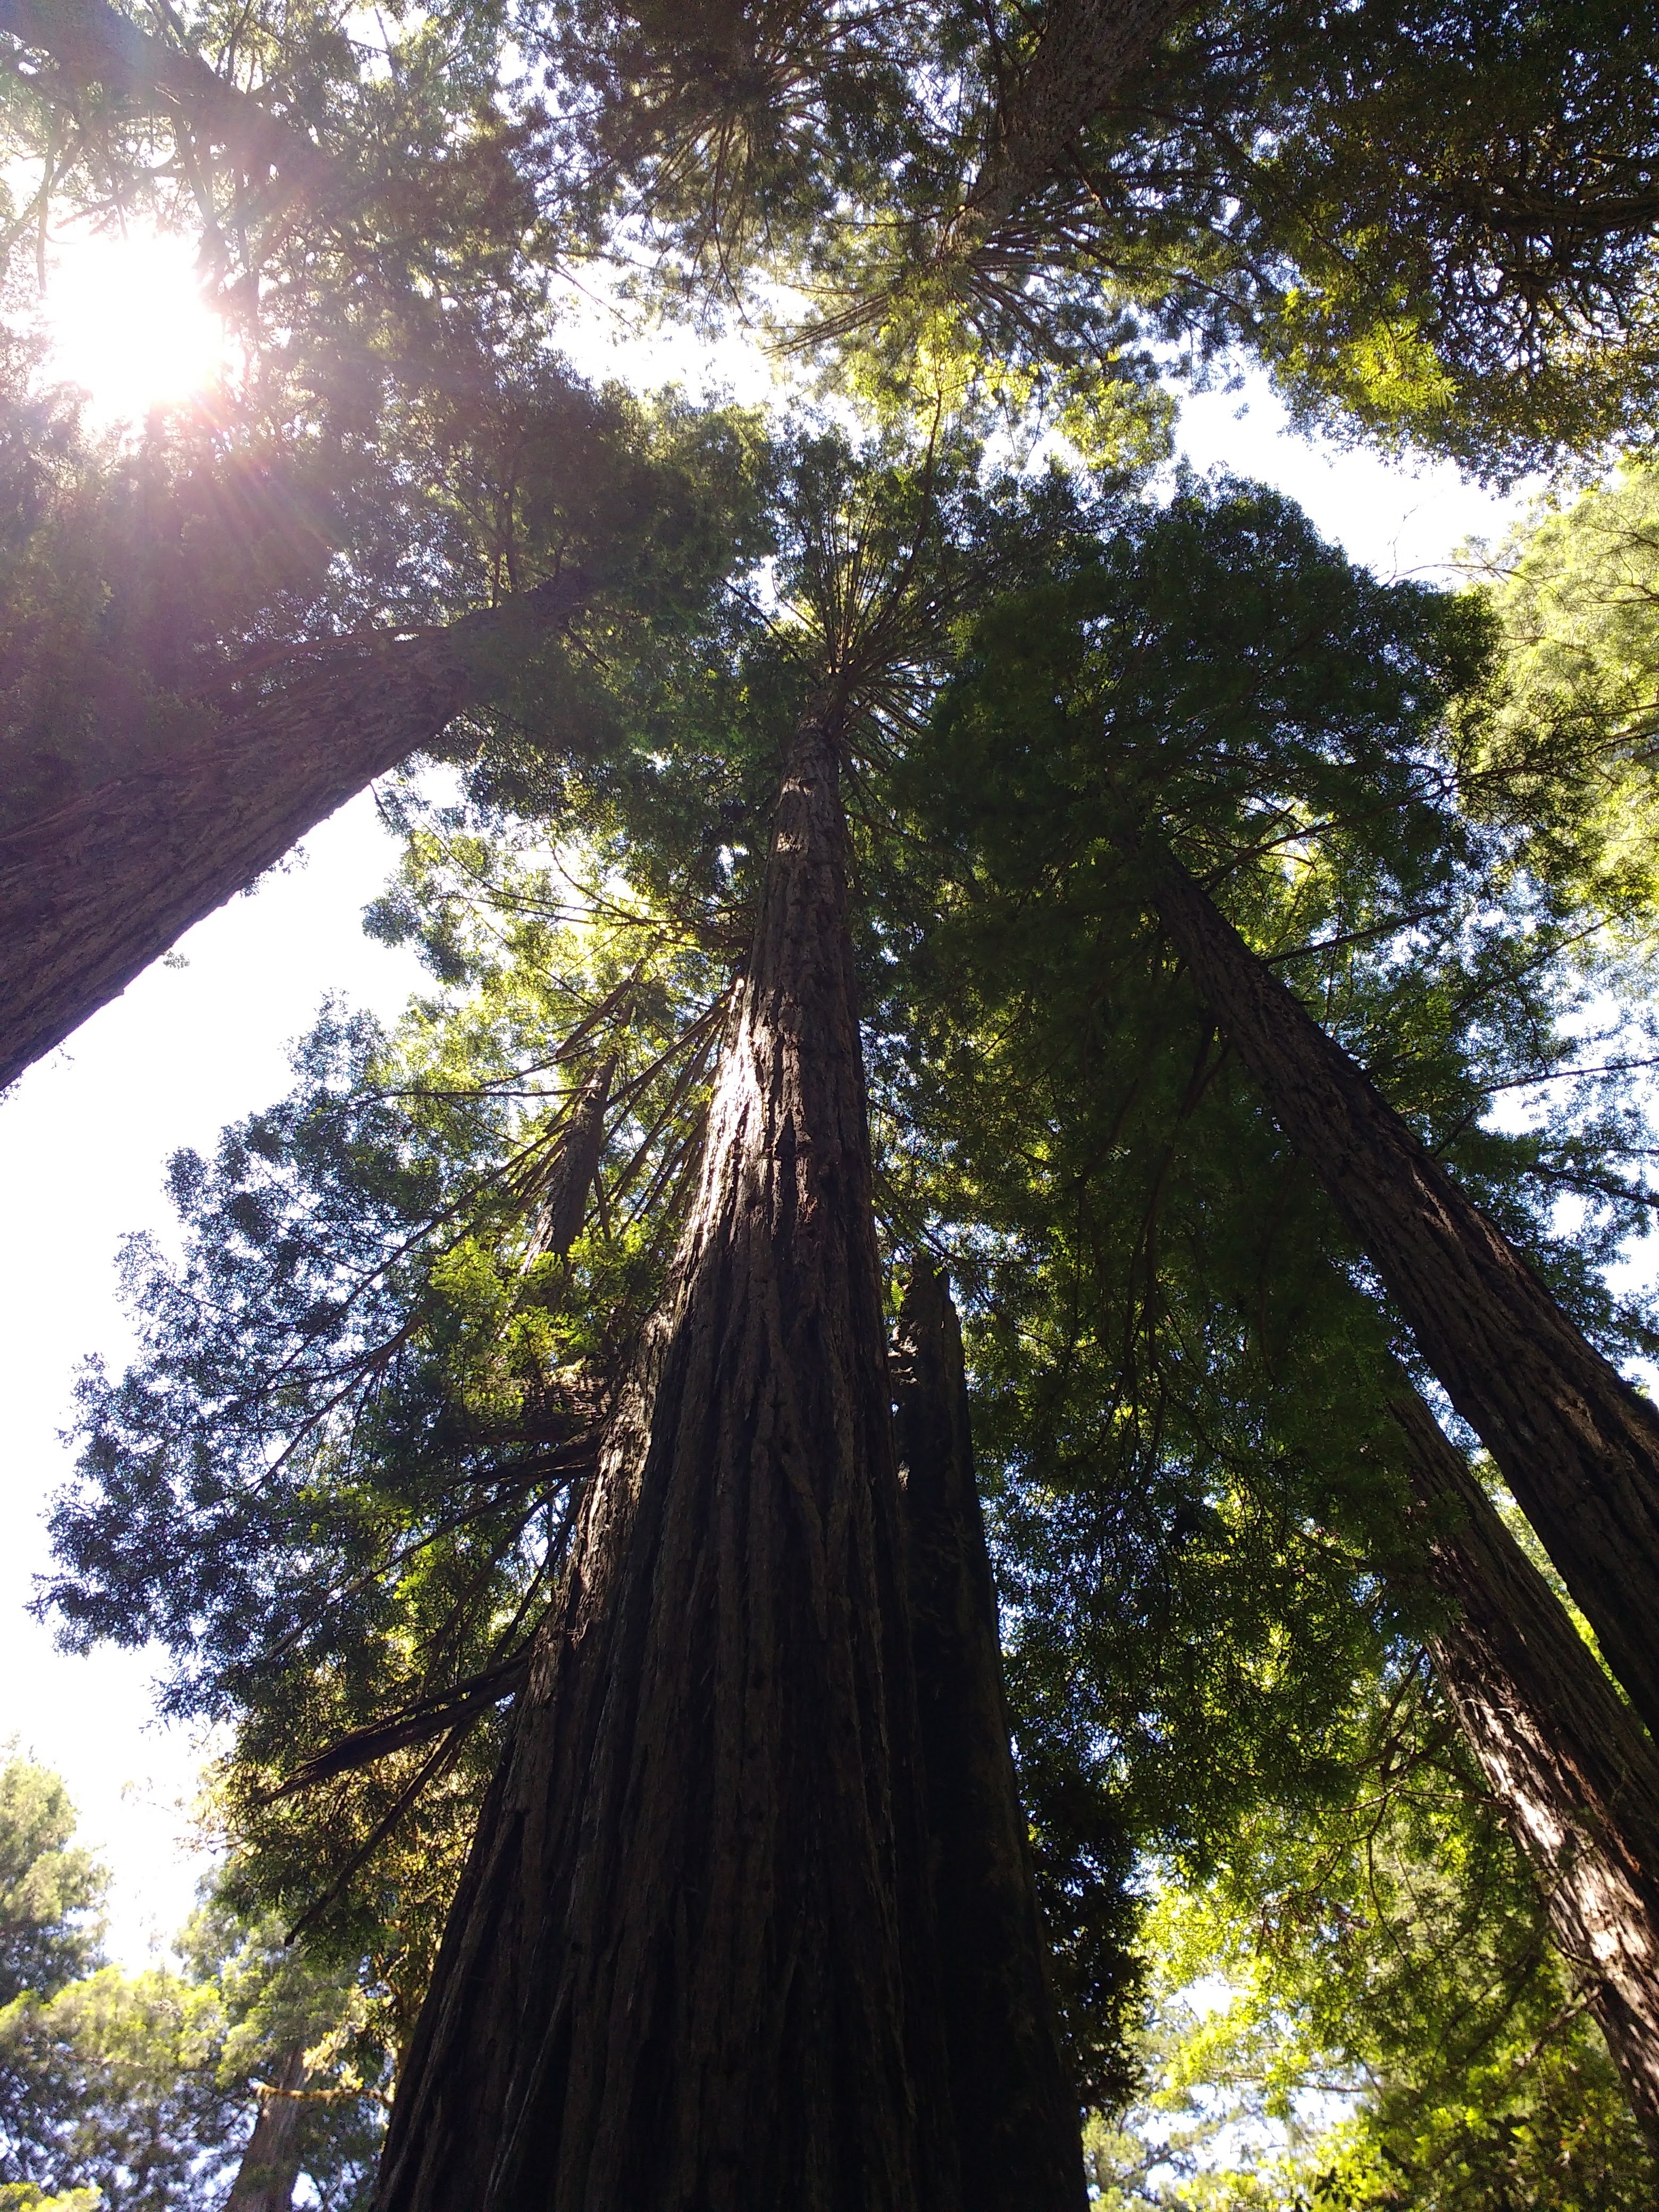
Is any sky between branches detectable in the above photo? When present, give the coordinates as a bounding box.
[0,219,1552,1967]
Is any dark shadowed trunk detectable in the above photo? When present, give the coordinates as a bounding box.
[1147,850,1659,1742]
[892,1261,1088,2212]
[374,699,959,2212]
[226,2042,308,2212]
[966,0,1193,224]
[1386,1380,1659,2150]
[0,573,587,1093]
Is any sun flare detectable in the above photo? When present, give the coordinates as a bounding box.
[39,229,233,425]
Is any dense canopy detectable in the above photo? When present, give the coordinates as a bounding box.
[6,0,1659,2203]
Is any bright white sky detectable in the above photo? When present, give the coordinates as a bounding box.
[0,225,1545,1966]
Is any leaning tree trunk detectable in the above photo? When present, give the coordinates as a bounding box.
[892,1262,1088,2212]
[226,2042,309,2212]
[0,0,330,190]
[0,573,587,1093]
[1146,850,1659,1744]
[375,699,960,2212]
[1386,1379,1659,2152]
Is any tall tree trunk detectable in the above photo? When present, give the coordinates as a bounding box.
[226,2042,308,2212]
[1146,850,1659,1743]
[374,700,959,2212]
[0,573,587,1093]
[1386,1379,1659,2152]
[892,1261,1088,2212]
[965,0,1193,225]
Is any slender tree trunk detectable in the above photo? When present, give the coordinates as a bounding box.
[1146,850,1659,1742]
[226,2042,308,2212]
[1386,1380,1659,2152]
[0,573,587,1093]
[892,1261,1088,2212]
[374,700,959,2212]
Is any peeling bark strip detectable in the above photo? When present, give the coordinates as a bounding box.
[893,1262,1088,2212]
[1388,1382,1659,2151]
[1147,852,1659,1743]
[529,1057,615,1262]
[375,703,959,2212]
[226,2041,309,2212]
[262,1649,534,1802]
[0,572,588,1093]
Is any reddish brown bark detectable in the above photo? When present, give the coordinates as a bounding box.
[374,702,958,2212]
[0,573,587,1094]
[893,1261,1088,2212]
[1147,851,1659,1744]
[1387,1380,1659,2151]
[226,2042,308,2212]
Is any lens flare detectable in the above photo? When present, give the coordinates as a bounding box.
[39,228,232,424]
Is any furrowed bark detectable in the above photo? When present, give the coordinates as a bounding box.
[892,1260,1088,2212]
[374,701,958,2212]
[227,2042,308,2212]
[0,0,330,190]
[0,572,588,1093]
[1387,1380,1659,2151]
[1147,850,1659,1743]
[967,0,1193,223]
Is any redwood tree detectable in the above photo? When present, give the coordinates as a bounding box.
[0,356,759,1092]
[376,692,1070,2209]
[1147,851,1659,1743]
[42,450,1659,2182]
[912,482,1659,1739]
[893,1263,1088,2212]
[1384,1373,1659,2149]
[0,574,588,1091]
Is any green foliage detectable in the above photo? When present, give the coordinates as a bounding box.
[181,1882,387,2207]
[0,1919,383,2212]
[0,0,541,383]
[517,0,1659,473]
[1083,1677,1654,2207]
[10,0,1657,489]
[1075,0,1659,477]
[0,1967,232,2211]
[0,1757,105,2014]
[1470,456,1659,919]
[38,443,1659,2165]
[0,1754,245,2207]
[894,474,1659,1363]
[0,1766,381,2210]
